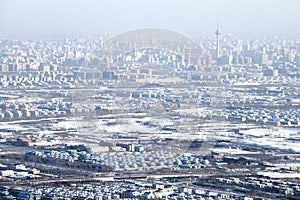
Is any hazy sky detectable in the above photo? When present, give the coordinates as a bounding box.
[1,0,300,37]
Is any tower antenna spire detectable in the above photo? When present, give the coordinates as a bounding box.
[215,19,221,61]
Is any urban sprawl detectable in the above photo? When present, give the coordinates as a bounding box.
[0,30,300,200]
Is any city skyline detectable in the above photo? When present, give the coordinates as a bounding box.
[1,1,300,199]
[1,29,300,199]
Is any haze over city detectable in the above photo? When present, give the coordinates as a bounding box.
[1,1,300,199]
[1,0,300,37]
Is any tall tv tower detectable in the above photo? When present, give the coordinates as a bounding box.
[215,20,221,60]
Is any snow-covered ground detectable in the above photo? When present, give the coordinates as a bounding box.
[239,127,300,152]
